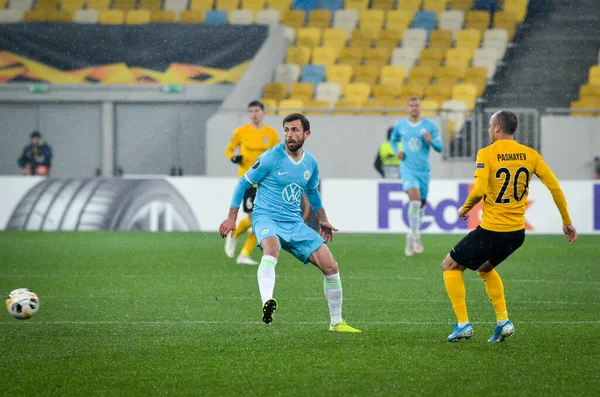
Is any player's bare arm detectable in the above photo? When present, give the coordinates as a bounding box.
[314,208,338,243]
[219,207,239,238]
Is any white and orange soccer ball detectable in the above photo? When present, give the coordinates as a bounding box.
[6,288,40,320]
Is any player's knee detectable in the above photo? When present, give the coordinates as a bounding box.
[477,261,494,273]
[321,259,338,276]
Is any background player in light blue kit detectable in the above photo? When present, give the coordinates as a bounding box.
[390,97,443,256]
[219,113,360,333]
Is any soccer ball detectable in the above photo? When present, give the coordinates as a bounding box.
[6,288,40,320]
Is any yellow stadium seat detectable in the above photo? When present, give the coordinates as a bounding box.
[420,99,440,116]
[259,99,277,115]
[452,83,477,98]
[0,0,7,8]
[579,84,600,99]
[304,100,330,115]
[359,9,385,26]
[99,9,124,24]
[356,20,383,39]
[423,0,447,16]
[504,0,527,22]
[126,10,150,24]
[286,46,311,65]
[353,65,380,85]
[139,0,162,10]
[380,66,406,85]
[281,9,304,28]
[493,11,517,40]
[311,46,338,65]
[373,83,403,99]
[308,9,331,28]
[463,75,486,96]
[242,0,266,11]
[588,65,600,85]
[263,82,287,101]
[290,82,314,101]
[456,28,482,49]
[379,26,404,41]
[344,82,371,101]
[348,36,373,50]
[387,98,409,116]
[322,28,348,48]
[151,10,176,22]
[333,99,364,115]
[36,0,59,10]
[216,0,240,11]
[326,64,353,85]
[189,0,213,11]
[179,10,205,23]
[46,9,73,21]
[86,0,111,10]
[449,0,473,12]
[421,48,446,65]
[429,29,453,49]
[278,99,305,115]
[364,47,392,64]
[570,99,600,117]
[409,66,434,82]
[425,83,452,99]
[465,66,487,81]
[266,0,291,12]
[404,82,426,98]
[338,47,364,66]
[296,27,322,47]
[466,10,491,31]
[345,0,369,11]
[385,10,413,29]
[452,94,476,110]
[60,0,85,11]
[371,0,395,11]
[113,0,136,10]
[398,0,421,12]
[446,47,473,62]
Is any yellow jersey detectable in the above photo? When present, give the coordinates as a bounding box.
[462,139,572,232]
[225,123,279,178]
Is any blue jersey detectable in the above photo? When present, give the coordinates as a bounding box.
[390,118,443,175]
[243,144,320,222]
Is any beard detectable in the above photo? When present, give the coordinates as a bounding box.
[285,139,304,152]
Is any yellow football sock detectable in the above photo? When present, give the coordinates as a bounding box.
[479,269,508,321]
[240,231,258,257]
[233,216,251,239]
[443,270,469,323]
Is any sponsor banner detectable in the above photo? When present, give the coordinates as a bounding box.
[0,177,598,234]
[0,24,267,84]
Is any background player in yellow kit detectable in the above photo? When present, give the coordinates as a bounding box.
[224,100,279,265]
[442,110,577,343]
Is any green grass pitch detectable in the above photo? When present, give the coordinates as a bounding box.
[0,232,598,396]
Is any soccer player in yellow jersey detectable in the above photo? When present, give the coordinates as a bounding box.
[224,100,279,265]
[442,110,577,343]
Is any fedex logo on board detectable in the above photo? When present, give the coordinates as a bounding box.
[378,183,533,232]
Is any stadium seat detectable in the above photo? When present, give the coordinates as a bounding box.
[138,0,162,10]
[385,10,414,30]
[113,0,136,10]
[570,100,599,117]
[242,0,266,11]
[303,99,330,115]
[319,0,343,11]
[286,46,311,65]
[504,0,527,22]
[420,99,440,116]
[284,27,296,44]
[452,83,477,98]
[35,0,59,11]
[404,82,426,98]
[178,10,206,23]
[326,64,353,85]
[398,0,421,12]
[0,9,25,22]
[370,0,394,10]
[580,84,600,100]
[289,82,314,101]
[45,9,72,21]
[391,47,420,74]
[380,65,406,85]
[205,10,228,23]
[344,0,368,11]
[441,99,467,138]
[466,10,491,31]
[588,65,600,85]
[278,99,305,114]
[423,0,447,16]
[164,0,188,13]
[311,46,338,65]
[492,11,517,40]
[449,0,473,12]
[352,65,380,85]
[429,29,453,49]
[435,66,462,84]
[293,0,318,12]
[365,47,392,64]
[402,28,428,51]
[275,63,301,86]
[189,0,213,12]
[439,10,464,38]
[446,47,473,62]
[216,0,241,12]
[360,98,386,115]
[308,9,331,28]
[322,27,348,48]
[7,0,34,10]
[463,75,486,96]
[98,9,124,24]
[333,9,358,33]
[126,10,151,24]
[412,11,438,31]
[344,82,371,101]
[315,82,342,104]
[377,28,404,48]
[472,58,495,78]
[150,10,176,22]
[359,9,384,26]
[86,0,112,12]
[256,9,280,24]
[456,28,482,51]
[474,47,501,63]
[348,34,373,50]
[229,9,254,24]
[300,64,326,85]
[465,65,488,81]
[266,0,292,12]
[483,28,509,46]
[333,99,364,115]
[260,99,278,115]
[263,82,288,100]
[338,47,364,66]
[60,0,85,11]
[281,9,305,28]
[409,66,434,83]
[421,48,446,66]
[425,83,452,99]
[372,83,403,99]
[296,27,322,47]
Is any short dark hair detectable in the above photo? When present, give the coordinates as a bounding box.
[30,131,41,139]
[493,111,518,135]
[282,113,310,132]
[407,97,420,104]
[248,100,265,111]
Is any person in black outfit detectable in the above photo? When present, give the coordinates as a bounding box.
[18,131,53,176]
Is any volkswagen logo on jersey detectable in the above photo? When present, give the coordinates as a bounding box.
[408,137,423,151]
[282,183,303,205]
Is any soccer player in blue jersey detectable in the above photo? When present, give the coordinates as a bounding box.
[219,113,360,333]
[390,97,444,256]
